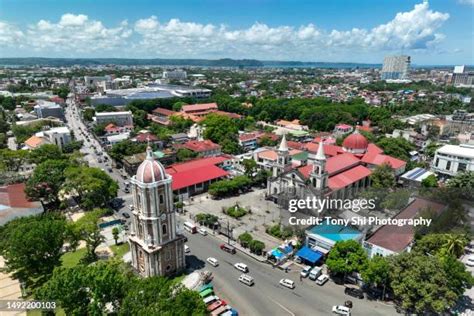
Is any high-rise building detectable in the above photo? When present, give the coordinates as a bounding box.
[128,146,186,277]
[381,55,410,80]
[451,65,474,87]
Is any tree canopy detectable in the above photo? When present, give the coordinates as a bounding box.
[326,240,368,276]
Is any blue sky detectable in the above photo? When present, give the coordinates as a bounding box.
[0,0,473,64]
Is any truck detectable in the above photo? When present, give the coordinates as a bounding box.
[309,266,322,280]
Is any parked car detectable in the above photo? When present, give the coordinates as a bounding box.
[207,257,219,267]
[220,244,236,254]
[344,287,364,299]
[234,263,248,273]
[316,274,329,286]
[198,227,208,236]
[279,278,295,289]
[332,305,351,315]
[122,212,130,219]
[300,266,312,278]
[184,245,190,253]
[466,255,474,267]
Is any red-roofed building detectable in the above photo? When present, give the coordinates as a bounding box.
[0,183,43,225]
[132,132,160,144]
[364,197,446,257]
[104,123,133,135]
[165,155,231,198]
[266,131,409,206]
[181,103,218,117]
[181,140,221,157]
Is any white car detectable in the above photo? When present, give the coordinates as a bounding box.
[300,266,312,278]
[234,262,249,273]
[279,278,295,289]
[184,245,190,253]
[316,274,329,286]
[198,227,208,236]
[466,255,474,267]
[207,257,219,267]
[332,305,351,315]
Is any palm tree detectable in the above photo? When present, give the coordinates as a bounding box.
[443,234,468,258]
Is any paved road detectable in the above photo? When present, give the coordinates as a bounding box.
[183,228,398,316]
[64,97,133,219]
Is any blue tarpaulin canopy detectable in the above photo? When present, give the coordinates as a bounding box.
[296,246,323,264]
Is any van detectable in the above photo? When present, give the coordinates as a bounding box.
[203,295,219,305]
[238,274,254,286]
[309,267,322,280]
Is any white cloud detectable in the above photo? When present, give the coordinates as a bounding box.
[459,0,474,6]
[1,2,451,59]
[0,21,24,47]
[25,13,132,54]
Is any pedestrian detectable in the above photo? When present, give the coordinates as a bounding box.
[300,275,303,282]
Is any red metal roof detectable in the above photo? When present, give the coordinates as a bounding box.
[366,198,446,252]
[152,107,177,116]
[328,165,372,190]
[342,133,369,150]
[297,153,360,178]
[166,155,230,174]
[361,153,406,169]
[183,140,221,153]
[0,183,37,208]
[304,143,345,157]
[134,132,159,142]
[182,103,218,113]
[287,141,305,150]
[167,163,229,191]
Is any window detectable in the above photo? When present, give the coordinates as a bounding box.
[458,162,467,172]
[446,161,451,171]
[162,224,167,235]
[159,194,164,204]
[435,158,439,167]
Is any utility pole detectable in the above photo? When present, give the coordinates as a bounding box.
[227,220,231,245]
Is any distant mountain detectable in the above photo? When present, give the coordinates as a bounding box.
[0,57,264,67]
[0,57,454,69]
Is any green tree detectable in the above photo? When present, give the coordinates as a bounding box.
[53,85,70,100]
[0,214,68,289]
[370,163,395,189]
[447,171,474,189]
[238,232,253,248]
[37,260,129,315]
[0,148,29,172]
[29,144,64,164]
[120,276,207,315]
[389,252,458,314]
[442,233,469,258]
[326,240,368,276]
[421,174,438,188]
[424,141,441,158]
[25,159,71,205]
[176,148,197,162]
[172,101,186,112]
[242,159,257,178]
[64,166,118,209]
[249,239,265,255]
[82,108,95,121]
[109,140,147,161]
[112,227,120,245]
[71,209,106,263]
[376,137,414,161]
[362,256,390,288]
[440,254,474,297]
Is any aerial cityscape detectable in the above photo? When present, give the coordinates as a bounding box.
[0,1,473,315]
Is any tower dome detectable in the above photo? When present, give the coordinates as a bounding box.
[342,130,368,154]
[135,146,167,183]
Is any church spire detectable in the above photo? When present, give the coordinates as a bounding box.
[146,137,153,160]
[315,141,326,160]
[278,134,288,152]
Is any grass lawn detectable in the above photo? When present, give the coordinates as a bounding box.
[110,243,130,258]
[60,247,87,268]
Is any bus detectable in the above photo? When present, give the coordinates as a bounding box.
[183,221,197,234]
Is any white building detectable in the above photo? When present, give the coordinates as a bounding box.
[452,65,474,88]
[93,111,133,127]
[36,126,72,150]
[432,144,474,176]
[381,55,410,81]
[162,70,187,80]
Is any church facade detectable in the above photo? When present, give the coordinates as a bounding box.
[267,131,406,210]
[128,146,186,277]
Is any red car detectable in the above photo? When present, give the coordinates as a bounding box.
[207,299,227,312]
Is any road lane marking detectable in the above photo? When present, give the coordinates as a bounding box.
[267,296,296,316]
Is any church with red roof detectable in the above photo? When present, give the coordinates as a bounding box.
[267,130,406,206]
